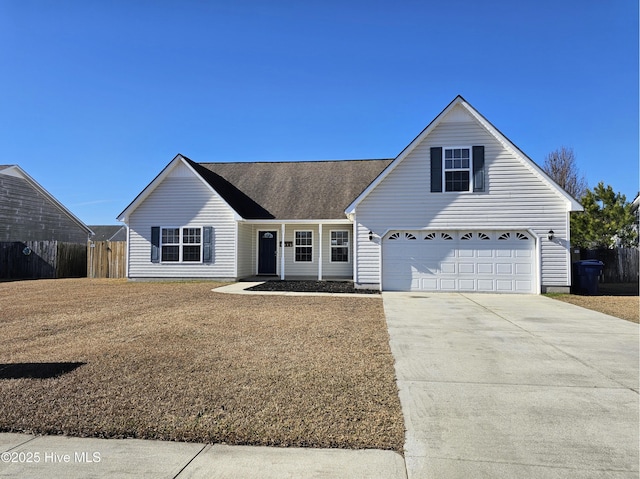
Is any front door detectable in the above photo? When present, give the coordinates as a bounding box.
[258,231,277,275]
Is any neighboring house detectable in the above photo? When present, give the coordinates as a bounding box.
[0,165,92,243]
[89,225,127,242]
[118,96,582,293]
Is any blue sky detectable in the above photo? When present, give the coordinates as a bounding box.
[1,1,637,225]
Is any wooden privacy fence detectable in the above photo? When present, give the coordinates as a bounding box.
[0,241,87,280]
[88,241,126,278]
[581,247,639,283]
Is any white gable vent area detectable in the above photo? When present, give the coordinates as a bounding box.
[382,230,536,293]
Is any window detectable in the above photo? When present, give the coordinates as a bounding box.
[295,231,313,262]
[160,227,202,262]
[182,228,202,262]
[444,148,470,192]
[330,230,349,262]
[161,228,180,262]
[431,146,485,193]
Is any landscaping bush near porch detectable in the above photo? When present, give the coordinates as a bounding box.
[0,279,404,452]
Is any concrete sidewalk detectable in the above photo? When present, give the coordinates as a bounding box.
[0,433,406,478]
[383,292,639,479]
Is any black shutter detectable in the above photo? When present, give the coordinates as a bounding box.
[430,147,443,193]
[472,146,485,192]
[203,226,213,264]
[151,227,160,263]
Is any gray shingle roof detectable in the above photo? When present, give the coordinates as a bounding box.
[186,158,393,220]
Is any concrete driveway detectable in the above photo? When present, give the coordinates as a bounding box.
[383,293,639,479]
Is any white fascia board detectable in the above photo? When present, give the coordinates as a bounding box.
[117,154,244,222]
[345,96,465,215]
[4,165,93,235]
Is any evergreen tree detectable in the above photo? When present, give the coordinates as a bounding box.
[571,182,638,248]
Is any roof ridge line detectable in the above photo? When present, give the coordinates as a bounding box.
[196,158,392,165]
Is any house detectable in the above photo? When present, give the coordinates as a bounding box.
[89,225,127,242]
[117,96,582,293]
[0,165,92,243]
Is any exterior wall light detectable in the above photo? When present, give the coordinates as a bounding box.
[548,230,554,241]
[369,231,373,241]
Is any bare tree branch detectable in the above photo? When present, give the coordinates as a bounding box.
[542,146,588,200]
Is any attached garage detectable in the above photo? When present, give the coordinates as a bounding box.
[382,230,537,293]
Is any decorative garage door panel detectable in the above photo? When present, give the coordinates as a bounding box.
[382,231,535,293]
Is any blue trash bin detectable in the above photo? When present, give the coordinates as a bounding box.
[573,260,604,295]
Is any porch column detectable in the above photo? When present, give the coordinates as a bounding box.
[280,223,285,280]
[318,223,323,280]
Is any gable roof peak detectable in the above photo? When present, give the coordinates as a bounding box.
[346,96,583,213]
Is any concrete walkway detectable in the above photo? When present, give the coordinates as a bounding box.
[0,434,405,478]
[383,292,639,479]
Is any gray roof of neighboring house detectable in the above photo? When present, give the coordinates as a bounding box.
[90,225,127,241]
[185,157,393,220]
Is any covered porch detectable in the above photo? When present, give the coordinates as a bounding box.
[237,220,354,281]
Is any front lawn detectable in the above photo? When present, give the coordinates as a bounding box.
[0,279,404,452]
[547,283,639,323]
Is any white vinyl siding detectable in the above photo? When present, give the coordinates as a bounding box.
[324,226,352,278]
[127,163,237,279]
[355,112,572,290]
[236,222,254,278]
[284,226,316,276]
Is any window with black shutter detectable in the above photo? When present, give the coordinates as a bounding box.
[430,146,485,193]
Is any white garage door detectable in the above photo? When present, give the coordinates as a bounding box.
[382,230,536,293]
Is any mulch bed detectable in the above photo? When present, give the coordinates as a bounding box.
[246,280,380,295]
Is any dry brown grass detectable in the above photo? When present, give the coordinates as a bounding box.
[549,283,639,324]
[0,279,404,452]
